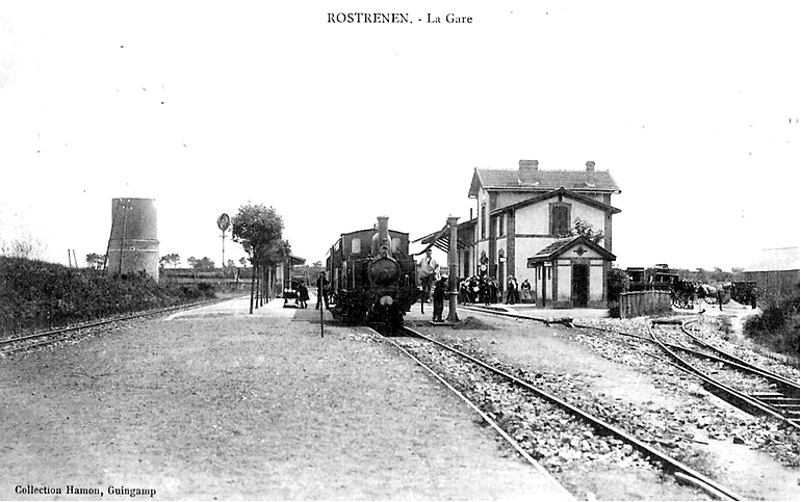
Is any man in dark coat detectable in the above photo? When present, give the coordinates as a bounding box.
[432,277,446,322]
[315,272,329,310]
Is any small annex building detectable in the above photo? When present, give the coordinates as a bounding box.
[525,234,617,308]
[417,159,621,308]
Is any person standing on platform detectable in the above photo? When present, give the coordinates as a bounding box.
[520,279,532,304]
[297,282,309,309]
[432,276,446,322]
[315,272,329,310]
[506,276,518,305]
[418,249,438,303]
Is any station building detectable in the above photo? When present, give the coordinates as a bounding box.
[419,160,621,308]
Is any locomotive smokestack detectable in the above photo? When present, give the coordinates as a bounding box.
[377,215,391,257]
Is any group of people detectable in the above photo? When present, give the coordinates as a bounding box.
[417,249,540,322]
[458,276,499,306]
[288,272,330,310]
[456,276,533,306]
[503,276,533,305]
[294,282,310,308]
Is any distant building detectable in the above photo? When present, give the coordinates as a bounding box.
[418,160,621,308]
[276,254,306,294]
[743,247,799,299]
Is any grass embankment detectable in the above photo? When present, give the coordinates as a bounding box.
[0,257,216,335]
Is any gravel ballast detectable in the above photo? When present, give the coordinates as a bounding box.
[0,297,570,500]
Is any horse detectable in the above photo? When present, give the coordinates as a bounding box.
[697,283,731,311]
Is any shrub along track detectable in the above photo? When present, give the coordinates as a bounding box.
[374,324,743,501]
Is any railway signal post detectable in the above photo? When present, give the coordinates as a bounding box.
[446,215,460,323]
[217,213,230,276]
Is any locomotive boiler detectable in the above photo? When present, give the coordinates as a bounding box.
[325,216,418,325]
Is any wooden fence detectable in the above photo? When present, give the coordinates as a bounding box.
[619,290,672,319]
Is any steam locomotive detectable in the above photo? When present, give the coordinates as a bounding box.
[325,216,418,325]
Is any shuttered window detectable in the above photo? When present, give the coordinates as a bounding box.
[551,205,569,236]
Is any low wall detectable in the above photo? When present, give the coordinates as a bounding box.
[620,290,672,319]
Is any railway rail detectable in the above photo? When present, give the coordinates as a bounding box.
[648,320,800,429]
[375,324,743,501]
[0,297,232,356]
[460,304,800,429]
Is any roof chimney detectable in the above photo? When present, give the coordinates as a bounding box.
[519,159,539,184]
[586,161,596,172]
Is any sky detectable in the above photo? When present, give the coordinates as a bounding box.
[1,1,799,272]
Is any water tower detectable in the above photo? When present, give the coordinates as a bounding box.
[106,198,160,280]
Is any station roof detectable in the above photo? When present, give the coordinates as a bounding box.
[744,247,799,272]
[527,235,616,266]
[491,187,621,215]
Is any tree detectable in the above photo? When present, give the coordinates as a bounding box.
[85,253,106,270]
[694,268,711,284]
[187,256,215,270]
[231,203,286,313]
[159,253,181,269]
[571,218,604,244]
[607,267,630,317]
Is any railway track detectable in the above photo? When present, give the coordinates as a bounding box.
[648,320,800,429]
[374,324,743,501]
[460,304,800,430]
[0,297,232,356]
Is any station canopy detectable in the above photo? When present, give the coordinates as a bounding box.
[412,220,474,254]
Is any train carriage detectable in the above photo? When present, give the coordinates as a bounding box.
[625,265,758,310]
[626,264,695,309]
[326,216,418,325]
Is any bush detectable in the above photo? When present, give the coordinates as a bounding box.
[606,267,629,318]
[1,257,215,335]
[744,293,800,364]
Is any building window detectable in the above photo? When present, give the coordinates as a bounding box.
[550,203,571,237]
[491,216,497,238]
[498,214,505,237]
